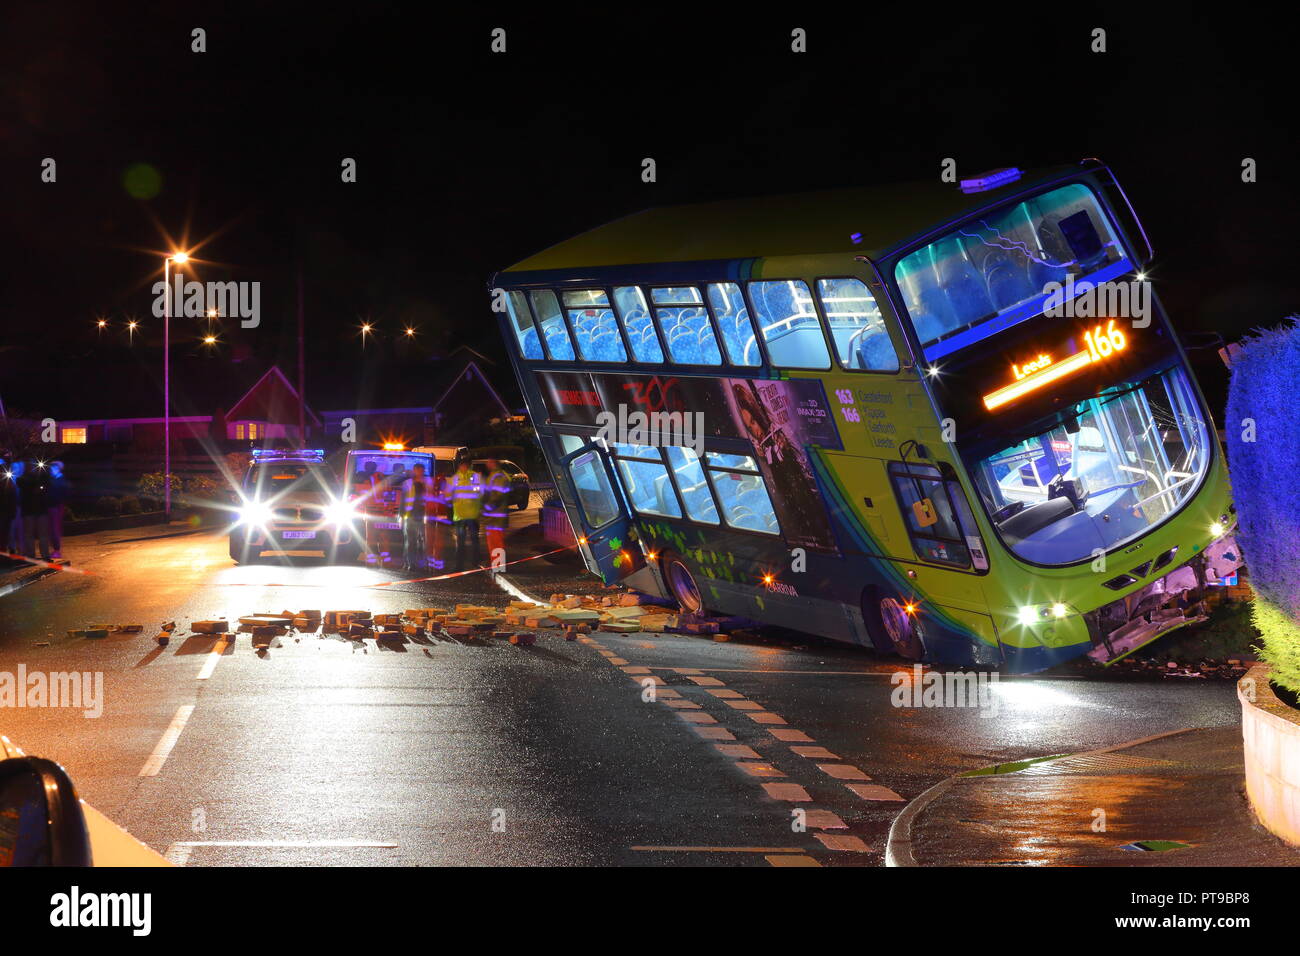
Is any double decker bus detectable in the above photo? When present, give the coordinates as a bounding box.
[490,160,1241,672]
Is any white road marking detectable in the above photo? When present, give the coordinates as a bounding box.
[196,636,230,680]
[139,704,196,777]
[164,844,194,866]
[493,572,541,605]
[163,839,398,864]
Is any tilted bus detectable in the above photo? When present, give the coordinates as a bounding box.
[489,160,1241,672]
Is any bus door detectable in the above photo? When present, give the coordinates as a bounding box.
[560,443,647,584]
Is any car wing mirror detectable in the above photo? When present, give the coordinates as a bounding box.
[0,757,93,867]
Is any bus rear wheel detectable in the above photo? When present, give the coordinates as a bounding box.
[862,587,926,661]
[661,552,704,615]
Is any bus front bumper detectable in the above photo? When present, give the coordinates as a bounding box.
[1083,533,1243,665]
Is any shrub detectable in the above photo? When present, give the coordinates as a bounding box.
[95,495,122,517]
[137,472,182,510]
[1225,316,1300,692]
[120,496,143,515]
[182,474,219,504]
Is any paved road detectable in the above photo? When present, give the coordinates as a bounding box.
[0,517,1241,867]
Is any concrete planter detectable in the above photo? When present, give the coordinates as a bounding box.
[1239,663,1300,845]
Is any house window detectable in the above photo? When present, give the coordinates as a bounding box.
[235,424,245,439]
[61,427,87,444]
[248,423,260,439]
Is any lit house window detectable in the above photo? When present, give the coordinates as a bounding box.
[61,427,87,444]
[234,424,245,439]
[248,423,260,439]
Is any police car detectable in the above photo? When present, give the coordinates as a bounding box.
[229,448,359,564]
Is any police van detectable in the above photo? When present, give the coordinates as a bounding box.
[229,448,359,563]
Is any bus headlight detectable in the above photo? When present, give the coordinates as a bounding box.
[238,499,272,526]
[1016,603,1073,627]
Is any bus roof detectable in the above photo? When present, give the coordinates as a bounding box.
[498,164,1087,279]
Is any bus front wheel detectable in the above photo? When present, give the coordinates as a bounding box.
[661,552,704,615]
[863,587,926,661]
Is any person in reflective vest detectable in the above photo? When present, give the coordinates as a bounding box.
[482,458,511,571]
[428,466,451,571]
[397,463,433,572]
[449,457,484,572]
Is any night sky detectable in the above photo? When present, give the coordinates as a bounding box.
[2,6,1295,418]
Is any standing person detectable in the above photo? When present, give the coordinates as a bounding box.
[0,454,19,560]
[18,460,51,561]
[448,456,484,572]
[482,458,511,572]
[46,460,69,560]
[397,463,432,572]
[6,459,27,557]
[428,465,451,571]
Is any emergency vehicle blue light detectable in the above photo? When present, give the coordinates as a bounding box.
[251,448,325,459]
[959,167,1022,194]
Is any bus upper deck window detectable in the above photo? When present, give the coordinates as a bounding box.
[562,289,627,363]
[816,278,898,372]
[707,283,760,366]
[528,289,576,361]
[505,290,543,360]
[651,287,722,366]
[613,286,664,363]
[748,280,832,369]
[895,183,1124,348]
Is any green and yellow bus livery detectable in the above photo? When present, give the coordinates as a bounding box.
[491,160,1241,672]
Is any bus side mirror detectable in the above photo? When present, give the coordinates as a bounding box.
[0,757,93,867]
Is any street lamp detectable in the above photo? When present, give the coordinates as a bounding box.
[360,321,373,350]
[163,251,190,520]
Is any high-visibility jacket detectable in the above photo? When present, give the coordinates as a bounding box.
[483,470,511,519]
[449,470,484,521]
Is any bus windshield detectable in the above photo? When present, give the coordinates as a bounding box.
[895,183,1125,349]
[965,364,1211,566]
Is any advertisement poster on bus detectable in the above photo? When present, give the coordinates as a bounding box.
[536,370,841,552]
[722,378,839,553]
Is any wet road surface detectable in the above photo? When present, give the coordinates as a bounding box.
[0,518,1239,866]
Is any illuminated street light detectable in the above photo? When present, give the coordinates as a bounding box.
[360,321,373,350]
[203,335,217,346]
[404,326,416,338]
[163,250,191,519]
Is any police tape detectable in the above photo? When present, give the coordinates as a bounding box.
[0,551,94,575]
[219,545,576,589]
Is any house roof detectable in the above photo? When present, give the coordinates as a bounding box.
[31,359,317,425]
[225,366,322,427]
